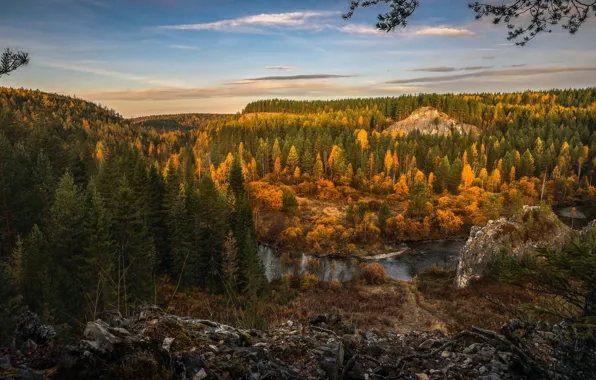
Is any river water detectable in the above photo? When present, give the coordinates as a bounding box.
[258,240,465,283]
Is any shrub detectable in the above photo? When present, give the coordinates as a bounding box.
[300,274,319,291]
[360,262,388,285]
[282,192,299,213]
[329,280,342,292]
[305,258,321,273]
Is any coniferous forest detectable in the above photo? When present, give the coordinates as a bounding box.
[1,86,596,343]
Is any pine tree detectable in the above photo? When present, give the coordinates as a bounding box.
[377,201,392,232]
[228,160,267,296]
[197,174,228,291]
[82,182,115,320]
[168,188,194,288]
[111,177,156,315]
[286,145,300,174]
[47,172,87,322]
[148,165,169,274]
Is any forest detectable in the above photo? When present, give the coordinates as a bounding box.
[1,86,596,342]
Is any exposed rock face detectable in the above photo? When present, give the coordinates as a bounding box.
[456,206,572,288]
[385,107,478,136]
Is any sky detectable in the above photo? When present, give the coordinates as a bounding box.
[1,0,596,117]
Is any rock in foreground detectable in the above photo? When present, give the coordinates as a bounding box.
[2,307,595,379]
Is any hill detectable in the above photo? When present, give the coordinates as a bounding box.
[384,107,479,136]
[130,113,231,130]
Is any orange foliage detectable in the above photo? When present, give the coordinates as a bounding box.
[359,262,387,285]
[248,181,283,211]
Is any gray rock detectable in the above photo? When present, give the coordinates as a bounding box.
[480,373,502,380]
[0,355,11,370]
[82,320,123,354]
[456,206,572,288]
[162,337,174,352]
[418,339,437,350]
[193,368,207,380]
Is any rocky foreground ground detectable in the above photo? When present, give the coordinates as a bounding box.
[1,306,595,380]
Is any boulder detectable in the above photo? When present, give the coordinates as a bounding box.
[456,206,572,288]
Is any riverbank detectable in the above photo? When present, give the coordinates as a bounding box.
[258,240,466,283]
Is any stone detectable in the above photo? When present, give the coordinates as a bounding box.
[162,337,174,352]
[363,331,378,342]
[14,311,56,345]
[193,368,207,380]
[416,374,429,380]
[456,206,572,288]
[480,373,502,380]
[81,320,123,354]
[0,355,11,369]
[418,339,437,350]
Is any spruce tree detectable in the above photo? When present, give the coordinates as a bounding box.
[228,158,267,296]
[111,176,156,314]
[82,181,116,319]
[168,188,194,288]
[196,174,228,291]
[47,172,87,323]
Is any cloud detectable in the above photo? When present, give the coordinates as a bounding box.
[482,55,496,60]
[82,81,421,102]
[477,48,497,51]
[40,60,187,88]
[411,66,491,72]
[159,12,475,39]
[239,74,356,82]
[386,66,596,84]
[169,44,200,50]
[413,27,476,37]
[338,24,382,35]
[158,11,338,32]
[265,66,297,71]
[503,64,526,68]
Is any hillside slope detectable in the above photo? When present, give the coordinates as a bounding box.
[385,107,479,136]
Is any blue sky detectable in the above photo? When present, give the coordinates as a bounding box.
[1,0,595,117]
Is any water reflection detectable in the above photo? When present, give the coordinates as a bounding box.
[258,240,465,283]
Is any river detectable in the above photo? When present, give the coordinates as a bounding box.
[258,240,465,283]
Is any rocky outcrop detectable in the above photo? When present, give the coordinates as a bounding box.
[456,206,572,288]
[2,307,595,380]
[385,107,478,137]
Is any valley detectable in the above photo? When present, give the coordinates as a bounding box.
[1,86,596,379]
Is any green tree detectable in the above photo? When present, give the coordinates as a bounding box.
[111,177,156,315]
[47,172,87,323]
[82,182,115,320]
[377,201,392,231]
[197,174,228,291]
[407,181,429,219]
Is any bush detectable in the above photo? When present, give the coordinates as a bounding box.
[305,258,321,273]
[329,280,342,292]
[282,192,299,213]
[300,274,319,291]
[360,262,388,285]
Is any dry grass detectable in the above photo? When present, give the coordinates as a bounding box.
[412,268,537,333]
[293,283,407,329]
